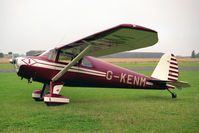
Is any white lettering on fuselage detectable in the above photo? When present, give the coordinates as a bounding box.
[134,76,140,86]
[120,73,126,83]
[127,75,133,85]
[106,70,113,80]
[106,71,146,87]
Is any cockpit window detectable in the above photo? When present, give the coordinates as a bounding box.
[39,49,57,61]
[58,50,73,63]
[81,57,92,67]
[57,43,89,63]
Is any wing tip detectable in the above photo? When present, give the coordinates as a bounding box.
[119,24,157,33]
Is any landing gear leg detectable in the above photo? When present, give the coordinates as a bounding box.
[167,89,177,98]
[32,84,49,101]
[44,81,69,106]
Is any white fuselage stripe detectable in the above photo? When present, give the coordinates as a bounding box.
[31,60,106,77]
[74,67,106,75]
[68,69,106,77]
[34,59,106,74]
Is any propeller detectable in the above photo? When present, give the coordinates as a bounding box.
[9,53,18,73]
[9,53,16,64]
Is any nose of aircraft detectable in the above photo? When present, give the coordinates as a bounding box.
[10,57,24,73]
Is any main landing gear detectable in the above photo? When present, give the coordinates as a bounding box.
[32,82,69,106]
[167,89,177,98]
[32,84,49,101]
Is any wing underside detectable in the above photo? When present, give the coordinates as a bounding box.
[56,24,158,57]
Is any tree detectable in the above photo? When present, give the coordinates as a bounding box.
[196,52,199,58]
[0,53,4,58]
[191,50,196,58]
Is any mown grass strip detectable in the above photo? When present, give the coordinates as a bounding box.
[0,71,198,133]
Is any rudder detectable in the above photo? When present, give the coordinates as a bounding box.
[151,53,179,81]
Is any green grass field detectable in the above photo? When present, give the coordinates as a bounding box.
[0,64,199,132]
[0,64,14,69]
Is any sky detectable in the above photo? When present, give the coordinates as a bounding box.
[0,0,199,56]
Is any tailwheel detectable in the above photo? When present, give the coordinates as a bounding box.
[167,89,177,98]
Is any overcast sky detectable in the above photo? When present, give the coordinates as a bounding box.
[1,0,199,56]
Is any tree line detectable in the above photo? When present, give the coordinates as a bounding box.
[0,52,12,58]
[191,50,199,58]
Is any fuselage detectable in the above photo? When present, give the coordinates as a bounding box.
[14,54,165,90]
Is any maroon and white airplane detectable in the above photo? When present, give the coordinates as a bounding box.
[10,24,190,105]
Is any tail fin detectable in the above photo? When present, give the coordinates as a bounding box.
[151,53,178,81]
[151,53,190,89]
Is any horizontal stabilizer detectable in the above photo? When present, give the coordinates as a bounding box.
[167,80,190,90]
[149,80,190,90]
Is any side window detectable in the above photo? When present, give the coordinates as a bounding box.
[58,51,72,63]
[81,58,92,67]
[57,44,88,64]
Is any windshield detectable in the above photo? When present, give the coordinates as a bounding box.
[39,49,57,61]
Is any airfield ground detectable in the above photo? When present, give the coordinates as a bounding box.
[0,59,199,133]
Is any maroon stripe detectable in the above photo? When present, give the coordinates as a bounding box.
[168,78,177,81]
[170,66,178,70]
[168,73,178,78]
[171,54,175,57]
[170,62,178,66]
[171,58,177,61]
[169,70,179,74]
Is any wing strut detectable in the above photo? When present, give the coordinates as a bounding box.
[52,41,93,82]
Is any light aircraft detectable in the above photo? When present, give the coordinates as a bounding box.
[10,24,190,106]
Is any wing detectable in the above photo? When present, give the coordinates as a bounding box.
[52,24,158,82]
[56,24,158,57]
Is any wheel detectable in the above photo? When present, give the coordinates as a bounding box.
[171,92,177,98]
[46,103,65,106]
[33,97,43,101]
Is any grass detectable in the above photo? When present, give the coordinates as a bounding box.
[0,69,199,132]
[0,64,14,69]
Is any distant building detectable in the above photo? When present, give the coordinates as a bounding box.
[26,50,45,56]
